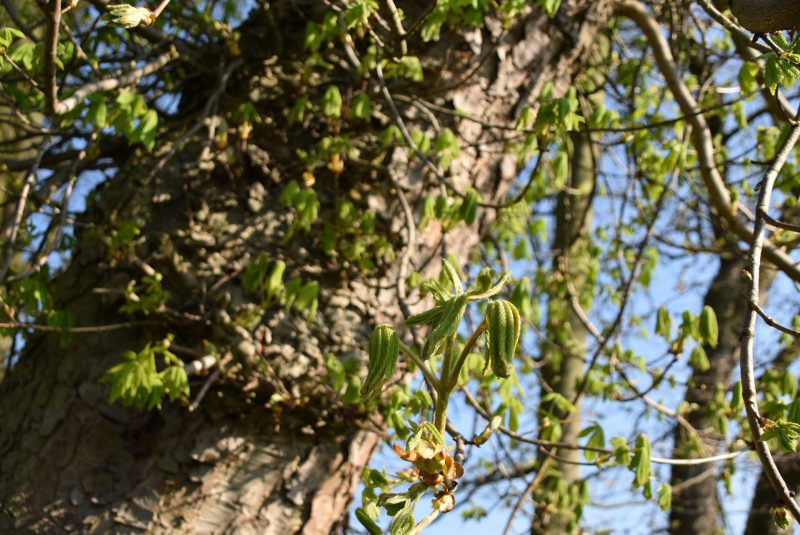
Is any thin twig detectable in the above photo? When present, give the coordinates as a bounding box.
[43,0,62,115]
[752,303,800,338]
[502,457,553,535]
[409,509,439,535]
[379,0,407,55]
[153,0,172,18]
[740,122,800,522]
[761,210,800,234]
[0,320,157,333]
[188,369,219,411]
[0,137,51,283]
[8,145,88,283]
[1,49,41,90]
[54,49,178,115]
[459,387,746,466]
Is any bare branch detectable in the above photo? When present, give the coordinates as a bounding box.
[740,122,800,522]
[43,0,62,115]
[54,49,178,116]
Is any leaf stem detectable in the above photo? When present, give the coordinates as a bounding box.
[399,343,439,389]
[447,320,487,391]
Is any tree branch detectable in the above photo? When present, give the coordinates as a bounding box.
[617,1,800,283]
[54,49,178,116]
[740,122,800,522]
[43,0,62,115]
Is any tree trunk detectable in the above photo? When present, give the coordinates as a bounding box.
[0,1,612,532]
[668,252,776,535]
[532,128,596,534]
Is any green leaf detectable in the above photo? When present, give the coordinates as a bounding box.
[86,96,108,129]
[542,392,577,415]
[690,345,710,372]
[655,306,671,340]
[516,106,534,131]
[630,434,651,489]
[355,507,383,535]
[294,281,319,320]
[578,423,605,462]
[761,419,800,452]
[289,97,311,123]
[537,0,561,18]
[738,62,759,94]
[731,381,743,413]
[135,109,158,151]
[322,85,342,117]
[350,94,371,120]
[765,54,783,94]
[388,509,415,535]
[657,483,672,511]
[404,304,444,326]
[0,27,24,48]
[485,300,521,379]
[398,56,424,82]
[441,258,463,294]
[361,325,400,402]
[771,505,792,530]
[699,305,718,348]
[611,436,630,466]
[459,188,480,225]
[426,293,468,355]
[789,399,800,424]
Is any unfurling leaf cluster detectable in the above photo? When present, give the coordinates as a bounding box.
[357,260,520,533]
[361,324,400,403]
[101,338,190,410]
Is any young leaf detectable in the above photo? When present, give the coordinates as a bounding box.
[485,300,521,379]
[657,483,672,511]
[771,505,792,530]
[426,293,467,353]
[630,434,651,489]
[441,258,463,294]
[730,381,743,413]
[690,345,710,372]
[611,436,630,466]
[361,325,400,402]
[405,304,444,326]
[655,306,671,339]
[355,507,383,535]
[699,305,718,348]
[322,85,343,117]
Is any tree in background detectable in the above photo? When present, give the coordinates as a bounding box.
[1,1,800,534]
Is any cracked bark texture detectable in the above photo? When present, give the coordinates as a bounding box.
[0,1,612,532]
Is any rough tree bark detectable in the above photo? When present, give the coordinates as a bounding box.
[0,1,612,533]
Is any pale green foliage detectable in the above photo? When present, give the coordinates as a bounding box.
[699,305,719,348]
[120,273,170,315]
[101,339,189,410]
[630,434,652,497]
[242,253,319,320]
[761,419,800,452]
[105,4,155,28]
